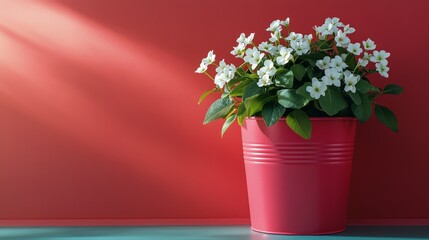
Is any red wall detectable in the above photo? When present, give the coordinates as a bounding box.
[0,0,428,223]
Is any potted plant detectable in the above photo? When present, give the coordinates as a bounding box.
[196,17,402,235]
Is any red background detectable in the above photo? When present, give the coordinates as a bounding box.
[0,0,428,223]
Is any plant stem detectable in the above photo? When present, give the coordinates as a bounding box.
[353,64,360,74]
[204,71,214,81]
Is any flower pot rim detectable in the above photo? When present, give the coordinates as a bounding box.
[248,116,357,121]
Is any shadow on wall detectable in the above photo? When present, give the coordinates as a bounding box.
[0,0,247,219]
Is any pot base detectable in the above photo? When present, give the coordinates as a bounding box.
[251,227,346,235]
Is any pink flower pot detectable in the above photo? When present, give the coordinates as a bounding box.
[241,117,357,235]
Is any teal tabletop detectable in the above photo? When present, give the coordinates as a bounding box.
[0,226,428,240]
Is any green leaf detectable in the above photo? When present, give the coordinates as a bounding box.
[242,82,262,100]
[224,83,231,94]
[244,94,274,117]
[236,68,246,77]
[274,70,294,88]
[300,52,326,61]
[326,38,335,45]
[347,91,361,105]
[262,101,286,127]
[319,87,346,116]
[221,93,230,99]
[198,88,217,105]
[286,109,312,139]
[221,115,237,137]
[224,105,236,119]
[203,98,235,124]
[307,66,315,79]
[383,84,404,95]
[307,59,316,67]
[229,79,253,96]
[296,82,312,99]
[375,104,398,132]
[237,103,246,126]
[345,53,357,69]
[277,89,310,109]
[356,80,373,93]
[246,73,259,80]
[337,47,348,55]
[291,64,307,81]
[318,41,331,50]
[227,76,247,87]
[351,93,372,122]
[314,40,322,47]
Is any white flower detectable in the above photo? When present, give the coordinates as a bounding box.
[225,64,236,79]
[305,34,313,43]
[205,50,216,64]
[363,52,371,60]
[325,17,344,29]
[329,55,348,71]
[347,43,363,55]
[237,33,255,45]
[335,30,350,48]
[343,71,360,93]
[195,61,208,73]
[358,58,369,67]
[195,50,215,73]
[276,47,293,65]
[244,47,265,70]
[245,33,255,44]
[343,24,355,34]
[340,53,348,61]
[370,50,390,65]
[267,20,282,32]
[306,78,327,99]
[321,68,342,87]
[290,40,310,55]
[316,17,343,37]
[257,74,273,87]
[268,45,282,55]
[285,32,303,42]
[316,56,331,70]
[214,74,226,88]
[376,63,390,78]
[257,60,277,77]
[214,63,236,88]
[215,59,227,73]
[281,18,290,27]
[343,70,352,76]
[230,43,246,58]
[316,23,334,37]
[317,34,326,40]
[313,25,317,32]
[362,38,376,50]
[258,44,282,55]
[258,42,274,53]
[269,29,282,42]
[236,33,246,44]
[360,52,372,67]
